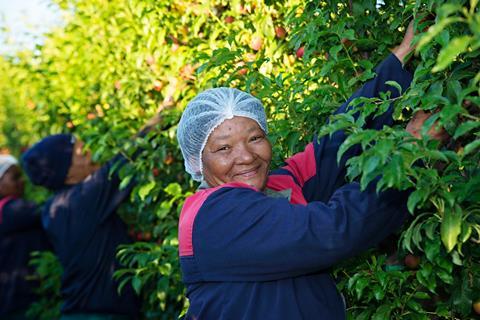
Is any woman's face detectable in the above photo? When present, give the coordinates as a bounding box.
[0,165,25,197]
[202,116,272,191]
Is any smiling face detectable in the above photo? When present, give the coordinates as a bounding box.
[201,116,272,191]
[0,165,25,198]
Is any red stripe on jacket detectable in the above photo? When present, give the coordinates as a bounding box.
[178,182,257,257]
[282,143,316,187]
[0,196,15,224]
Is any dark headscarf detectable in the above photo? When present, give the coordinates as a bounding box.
[21,134,75,191]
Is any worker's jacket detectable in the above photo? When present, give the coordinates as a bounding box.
[179,54,413,320]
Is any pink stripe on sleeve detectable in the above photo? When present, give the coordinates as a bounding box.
[282,142,316,187]
[178,182,257,257]
[0,196,15,224]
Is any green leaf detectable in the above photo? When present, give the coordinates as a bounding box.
[454,121,480,138]
[440,205,463,252]
[463,139,480,155]
[119,175,133,190]
[355,277,369,299]
[131,276,142,295]
[432,36,472,72]
[416,17,462,51]
[138,181,156,201]
[372,304,393,320]
[164,182,182,197]
[407,190,426,213]
[385,80,402,95]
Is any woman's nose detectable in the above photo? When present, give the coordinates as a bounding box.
[235,145,255,163]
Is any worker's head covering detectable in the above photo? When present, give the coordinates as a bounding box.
[21,134,75,190]
[177,87,267,181]
[0,155,18,180]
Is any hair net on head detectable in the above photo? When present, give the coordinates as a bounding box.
[0,155,18,180]
[177,87,268,182]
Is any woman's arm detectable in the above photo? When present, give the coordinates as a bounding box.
[183,181,407,282]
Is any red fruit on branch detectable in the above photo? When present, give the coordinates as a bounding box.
[340,38,353,47]
[164,154,174,165]
[143,232,152,241]
[473,301,480,315]
[152,168,160,177]
[224,16,234,24]
[145,55,155,66]
[296,46,305,59]
[404,254,421,270]
[153,80,163,92]
[250,36,263,51]
[87,113,96,120]
[275,26,287,39]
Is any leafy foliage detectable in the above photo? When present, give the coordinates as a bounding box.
[0,0,478,319]
[26,251,62,320]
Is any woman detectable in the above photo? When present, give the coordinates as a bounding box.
[0,155,51,320]
[176,25,433,319]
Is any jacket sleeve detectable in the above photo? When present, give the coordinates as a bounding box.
[192,183,407,282]
[0,199,42,235]
[64,155,134,226]
[281,53,413,202]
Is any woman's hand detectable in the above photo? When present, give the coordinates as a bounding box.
[406,110,449,143]
[392,20,415,64]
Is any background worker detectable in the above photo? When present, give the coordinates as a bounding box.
[0,154,51,320]
[21,115,162,320]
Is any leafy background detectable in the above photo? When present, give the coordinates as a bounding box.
[0,0,478,319]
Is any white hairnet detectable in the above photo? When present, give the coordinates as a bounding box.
[0,155,18,180]
[177,87,268,181]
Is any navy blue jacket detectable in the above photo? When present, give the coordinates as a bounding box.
[42,155,139,317]
[0,197,51,317]
[178,54,413,319]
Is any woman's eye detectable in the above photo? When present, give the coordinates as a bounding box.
[216,146,230,152]
[250,135,263,142]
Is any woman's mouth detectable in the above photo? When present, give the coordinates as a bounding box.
[235,166,260,178]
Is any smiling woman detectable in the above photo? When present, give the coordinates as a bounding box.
[174,23,441,320]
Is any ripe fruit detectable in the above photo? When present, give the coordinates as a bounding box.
[235,61,247,76]
[136,232,143,241]
[153,80,163,92]
[245,52,256,62]
[26,100,35,110]
[275,26,287,39]
[145,55,155,66]
[143,232,152,241]
[180,64,195,81]
[164,154,174,165]
[250,36,263,51]
[296,46,305,59]
[404,254,421,269]
[87,113,96,120]
[224,16,234,24]
[340,37,353,47]
[152,168,160,177]
[463,99,472,108]
[238,67,248,76]
[114,80,121,90]
[473,300,480,315]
